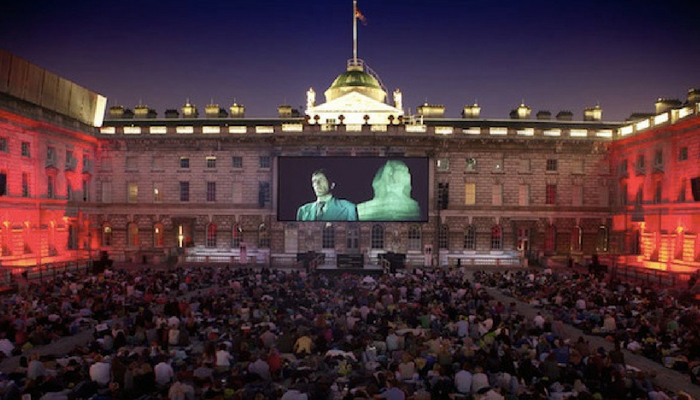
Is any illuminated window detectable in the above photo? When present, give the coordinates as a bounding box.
[258,224,270,248]
[179,156,190,169]
[22,173,29,197]
[437,158,449,171]
[21,142,30,157]
[232,156,243,168]
[206,156,217,169]
[179,181,189,202]
[438,225,449,249]
[371,224,385,249]
[519,184,530,206]
[127,222,139,247]
[127,182,138,203]
[464,183,476,205]
[346,225,359,250]
[102,224,113,247]
[571,226,582,252]
[153,183,162,203]
[465,157,477,172]
[47,176,55,199]
[492,184,503,206]
[206,223,217,248]
[232,225,243,248]
[259,156,271,169]
[464,226,477,250]
[322,225,335,249]
[546,159,558,172]
[545,184,557,205]
[408,225,422,251]
[491,225,502,250]
[679,147,688,161]
[206,181,216,202]
[596,226,608,253]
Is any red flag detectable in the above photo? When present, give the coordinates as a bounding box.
[355,7,368,25]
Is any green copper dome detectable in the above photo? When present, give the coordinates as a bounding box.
[324,66,387,103]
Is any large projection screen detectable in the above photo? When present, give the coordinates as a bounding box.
[278,157,429,222]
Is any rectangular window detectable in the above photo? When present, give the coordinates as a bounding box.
[636,154,645,174]
[259,156,271,169]
[438,182,449,209]
[493,158,504,172]
[125,156,138,171]
[101,157,112,171]
[151,156,163,171]
[465,157,477,172]
[153,183,162,203]
[572,159,584,175]
[66,150,76,170]
[620,183,627,205]
[599,185,609,207]
[545,184,557,205]
[21,142,30,157]
[47,176,54,199]
[654,182,662,203]
[546,159,558,172]
[82,154,90,172]
[0,137,7,152]
[180,156,190,169]
[206,156,217,169]
[258,182,270,206]
[464,183,476,205]
[437,158,449,171]
[232,156,243,168]
[82,179,89,202]
[492,184,503,206]
[679,147,688,161]
[519,184,530,206]
[619,159,628,176]
[22,173,30,197]
[206,181,216,202]
[101,181,112,203]
[322,227,335,249]
[654,150,663,168]
[127,182,138,203]
[519,159,531,173]
[0,173,5,196]
[46,146,56,165]
[179,181,190,202]
[67,183,72,201]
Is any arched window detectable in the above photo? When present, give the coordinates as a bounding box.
[322,225,335,249]
[464,225,477,250]
[596,226,608,253]
[408,225,422,251]
[232,225,243,248]
[491,225,502,250]
[438,225,449,249]
[153,223,165,248]
[127,222,139,247]
[371,224,385,249]
[258,224,270,248]
[206,223,217,248]
[102,223,113,247]
[571,226,583,252]
[545,225,557,253]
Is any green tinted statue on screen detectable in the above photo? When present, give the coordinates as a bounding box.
[357,160,421,221]
[296,169,358,221]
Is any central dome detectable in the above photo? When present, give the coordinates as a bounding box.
[324,65,387,103]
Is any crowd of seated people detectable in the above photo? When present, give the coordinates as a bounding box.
[0,264,694,400]
[473,268,700,385]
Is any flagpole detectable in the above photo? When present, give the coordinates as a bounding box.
[353,0,358,64]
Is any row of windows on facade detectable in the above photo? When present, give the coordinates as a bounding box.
[620,180,693,205]
[94,223,609,254]
[0,172,90,201]
[114,155,272,171]
[119,181,271,204]
[438,182,600,208]
[0,224,85,256]
[0,139,93,172]
[618,146,697,177]
[436,158,587,174]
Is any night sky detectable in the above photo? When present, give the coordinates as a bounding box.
[1,0,699,121]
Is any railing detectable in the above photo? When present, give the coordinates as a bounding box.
[0,261,93,290]
[609,262,694,288]
[446,256,522,268]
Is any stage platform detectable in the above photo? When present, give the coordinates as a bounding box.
[313,263,385,276]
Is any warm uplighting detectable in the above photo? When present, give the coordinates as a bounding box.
[202,126,220,134]
[569,129,587,137]
[489,127,507,135]
[150,126,167,134]
[517,128,534,136]
[543,129,561,137]
[124,126,141,134]
[653,113,668,125]
[229,126,247,134]
[176,126,194,134]
[255,126,274,134]
[435,126,453,135]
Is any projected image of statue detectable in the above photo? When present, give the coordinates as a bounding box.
[357,160,421,221]
[296,169,358,221]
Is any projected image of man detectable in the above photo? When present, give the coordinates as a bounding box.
[296,169,357,221]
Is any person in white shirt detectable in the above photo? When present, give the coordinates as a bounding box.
[215,344,233,371]
[89,355,111,386]
[454,363,473,394]
[154,359,175,386]
[168,379,195,400]
[471,365,490,395]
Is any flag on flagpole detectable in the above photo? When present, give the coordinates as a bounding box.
[355,6,368,25]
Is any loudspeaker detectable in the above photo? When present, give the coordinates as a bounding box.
[691,177,700,201]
